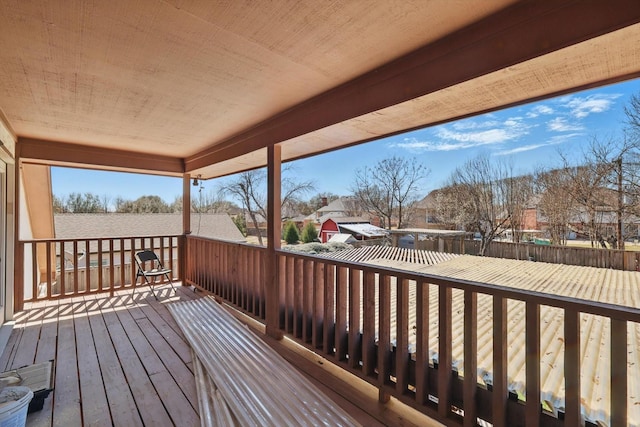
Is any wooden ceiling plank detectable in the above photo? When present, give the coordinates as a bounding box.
[185,0,640,172]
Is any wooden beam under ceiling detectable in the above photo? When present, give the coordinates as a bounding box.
[18,137,184,175]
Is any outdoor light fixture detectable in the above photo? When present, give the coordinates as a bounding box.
[192,175,201,186]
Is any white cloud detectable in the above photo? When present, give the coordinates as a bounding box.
[526,104,554,118]
[548,117,584,132]
[495,143,547,155]
[495,133,579,156]
[451,119,500,131]
[390,139,475,152]
[391,116,531,152]
[561,93,622,118]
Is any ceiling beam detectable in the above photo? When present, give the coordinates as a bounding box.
[18,137,184,175]
[185,0,640,172]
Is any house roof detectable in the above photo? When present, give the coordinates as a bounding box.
[3,2,638,179]
[328,234,357,244]
[322,217,370,225]
[338,223,387,238]
[55,213,245,242]
[317,198,350,213]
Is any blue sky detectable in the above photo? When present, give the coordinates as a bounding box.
[52,78,640,205]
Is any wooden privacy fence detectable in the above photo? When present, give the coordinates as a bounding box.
[417,238,640,271]
[184,236,640,427]
[17,235,181,305]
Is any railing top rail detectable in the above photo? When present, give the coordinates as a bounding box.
[20,234,183,244]
[187,235,269,251]
[276,248,640,323]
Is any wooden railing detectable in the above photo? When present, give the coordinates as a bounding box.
[185,236,267,319]
[185,236,640,427]
[17,235,182,307]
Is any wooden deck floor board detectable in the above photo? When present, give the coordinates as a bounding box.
[53,316,82,427]
[134,316,198,405]
[148,370,199,427]
[135,298,192,365]
[101,306,174,427]
[87,300,144,427]
[1,285,400,427]
[75,300,111,427]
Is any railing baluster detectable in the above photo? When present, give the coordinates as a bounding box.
[285,256,294,333]
[564,308,581,426]
[59,241,65,297]
[119,238,125,290]
[293,257,304,338]
[30,243,37,301]
[493,295,507,427]
[463,289,477,427]
[129,238,136,290]
[362,271,376,378]
[312,262,325,349]
[348,268,362,369]
[323,263,335,355]
[378,274,391,401]
[302,259,313,343]
[244,248,250,311]
[73,240,79,295]
[525,301,540,426]
[396,277,409,395]
[97,238,103,292]
[335,266,348,362]
[45,241,52,298]
[437,285,452,418]
[109,239,114,296]
[611,318,627,427]
[415,280,430,406]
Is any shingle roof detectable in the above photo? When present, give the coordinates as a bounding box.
[54,213,245,241]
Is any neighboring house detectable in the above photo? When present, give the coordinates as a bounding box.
[520,191,640,241]
[306,196,383,228]
[319,217,387,243]
[411,190,456,229]
[54,213,245,267]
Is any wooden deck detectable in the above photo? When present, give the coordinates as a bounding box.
[0,284,419,427]
[1,285,200,427]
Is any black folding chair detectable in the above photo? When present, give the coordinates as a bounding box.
[133,250,176,299]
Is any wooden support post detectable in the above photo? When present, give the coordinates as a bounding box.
[266,145,282,339]
[180,174,191,286]
[13,158,22,312]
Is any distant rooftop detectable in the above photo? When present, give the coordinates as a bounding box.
[54,213,245,242]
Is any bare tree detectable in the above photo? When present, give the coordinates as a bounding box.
[534,167,576,246]
[221,166,314,245]
[351,156,427,229]
[560,136,640,249]
[222,170,266,244]
[502,173,534,243]
[438,154,515,256]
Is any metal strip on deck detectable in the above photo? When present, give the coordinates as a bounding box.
[168,296,361,427]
